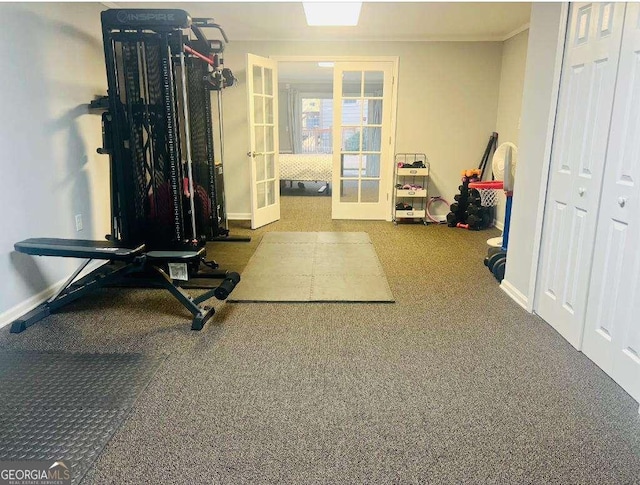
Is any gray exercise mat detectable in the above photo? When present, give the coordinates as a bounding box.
[0,351,164,484]
[229,232,394,302]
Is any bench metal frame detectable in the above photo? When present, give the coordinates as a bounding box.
[11,252,224,334]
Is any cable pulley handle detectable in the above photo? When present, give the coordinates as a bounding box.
[184,45,214,66]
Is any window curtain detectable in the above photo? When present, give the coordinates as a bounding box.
[366,93,383,177]
[287,86,302,154]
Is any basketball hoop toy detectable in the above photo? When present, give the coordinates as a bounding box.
[480,142,517,282]
[468,180,503,209]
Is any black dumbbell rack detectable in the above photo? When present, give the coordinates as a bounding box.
[446,176,494,230]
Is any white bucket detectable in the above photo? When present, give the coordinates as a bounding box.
[487,236,503,248]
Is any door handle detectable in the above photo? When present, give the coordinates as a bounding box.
[618,197,627,207]
[578,187,586,196]
[247,151,265,157]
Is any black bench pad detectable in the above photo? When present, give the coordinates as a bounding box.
[15,238,146,260]
[146,248,205,262]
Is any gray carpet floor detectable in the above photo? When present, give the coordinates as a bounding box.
[1,196,640,484]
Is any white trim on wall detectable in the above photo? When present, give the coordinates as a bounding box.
[0,261,108,330]
[227,212,252,220]
[527,3,570,314]
[501,279,529,311]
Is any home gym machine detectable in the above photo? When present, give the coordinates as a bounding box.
[10,9,242,334]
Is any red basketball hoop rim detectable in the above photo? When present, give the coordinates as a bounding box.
[468,181,503,190]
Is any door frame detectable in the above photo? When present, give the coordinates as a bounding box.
[270,55,399,221]
[521,4,570,313]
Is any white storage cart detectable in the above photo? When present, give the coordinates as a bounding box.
[393,153,430,225]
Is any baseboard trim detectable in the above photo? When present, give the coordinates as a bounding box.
[500,278,530,312]
[227,212,251,221]
[494,220,505,231]
[0,260,107,330]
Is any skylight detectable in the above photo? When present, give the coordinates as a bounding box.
[303,2,362,27]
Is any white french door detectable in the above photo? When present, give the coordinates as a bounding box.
[535,2,625,349]
[332,62,394,220]
[582,2,640,404]
[246,54,280,229]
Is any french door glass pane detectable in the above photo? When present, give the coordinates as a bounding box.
[362,127,381,151]
[341,154,360,177]
[254,95,264,123]
[361,180,380,202]
[342,99,363,124]
[265,126,274,151]
[267,180,275,205]
[340,180,358,202]
[266,153,275,178]
[257,181,266,208]
[264,68,273,95]
[342,71,362,96]
[364,71,384,97]
[265,97,274,123]
[362,154,381,177]
[255,126,265,153]
[341,127,361,151]
[253,66,263,94]
[255,154,265,182]
[364,100,383,125]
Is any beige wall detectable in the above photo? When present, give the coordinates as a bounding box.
[0,3,110,322]
[219,41,504,218]
[494,29,530,227]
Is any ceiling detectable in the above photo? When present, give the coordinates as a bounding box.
[120,2,532,42]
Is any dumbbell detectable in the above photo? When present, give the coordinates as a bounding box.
[486,251,507,273]
[466,214,483,230]
[481,211,493,228]
[446,212,459,227]
[467,204,482,216]
[493,257,507,282]
[468,196,482,206]
[484,246,503,266]
[214,272,241,300]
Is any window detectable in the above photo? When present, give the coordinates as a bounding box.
[301,97,332,153]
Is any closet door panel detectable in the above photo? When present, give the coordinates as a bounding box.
[583,2,640,403]
[536,2,626,349]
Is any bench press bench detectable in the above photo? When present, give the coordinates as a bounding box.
[11,238,240,334]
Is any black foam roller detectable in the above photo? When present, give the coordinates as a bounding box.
[214,272,241,300]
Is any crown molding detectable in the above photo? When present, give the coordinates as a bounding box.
[501,23,530,42]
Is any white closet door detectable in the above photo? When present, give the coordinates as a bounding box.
[536,2,625,349]
[582,2,640,404]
